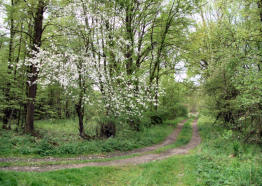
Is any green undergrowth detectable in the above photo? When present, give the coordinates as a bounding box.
[1,115,261,185]
[0,117,187,167]
[0,117,184,158]
[35,119,79,135]
[155,118,193,153]
[195,115,262,185]
[162,116,186,126]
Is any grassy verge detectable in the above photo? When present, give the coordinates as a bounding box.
[155,118,193,153]
[0,118,183,158]
[0,154,198,186]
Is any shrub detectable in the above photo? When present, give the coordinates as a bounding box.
[233,141,241,157]
[36,137,56,156]
[96,116,117,138]
[172,104,188,118]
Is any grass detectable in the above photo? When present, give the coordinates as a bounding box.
[162,117,186,126]
[35,119,79,135]
[155,118,193,153]
[0,155,198,186]
[0,117,188,168]
[195,115,262,185]
[1,115,262,185]
[0,118,183,158]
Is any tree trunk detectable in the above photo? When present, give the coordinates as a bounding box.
[25,0,45,134]
[154,64,160,111]
[258,0,262,23]
[65,99,70,118]
[25,81,37,133]
[75,65,89,139]
[125,3,134,76]
[76,103,85,137]
[3,0,15,130]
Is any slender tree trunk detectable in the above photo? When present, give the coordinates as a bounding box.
[125,3,134,76]
[25,0,45,134]
[257,1,262,70]
[3,0,15,130]
[16,105,22,130]
[154,64,160,111]
[257,0,262,23]
[65,99,70,118]
[75,62,89,139]
[76,101,85,138]
[15,23,23,130]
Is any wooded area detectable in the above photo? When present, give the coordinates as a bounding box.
[0,0,262,185]
[0,0,196,138]
[1,0,261,143]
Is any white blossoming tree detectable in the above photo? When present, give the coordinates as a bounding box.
[15,0,198,137]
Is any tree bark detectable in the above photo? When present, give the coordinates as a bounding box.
[76,102,85,138]
[257,0,262,23]
[3,0,15,130]
[125,3,134,76]
[25,0,45,134]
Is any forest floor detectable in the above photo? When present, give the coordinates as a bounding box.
[1,115,261,185]
[0,119,200,172]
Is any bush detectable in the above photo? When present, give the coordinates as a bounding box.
[96,116,117,138]
[139,116,151,129]
[172,104,188,118]
[144,110,165,126]
[36,137,56,156]
[157,104,188,120]
[58,143,79,154]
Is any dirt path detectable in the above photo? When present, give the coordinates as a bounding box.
[0,120,187,163]
[0,119,200,172]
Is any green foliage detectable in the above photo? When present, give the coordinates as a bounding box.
[187,0,262,143]
[35,119,79,134]
[0,119,176,157]
[163,117,186,126]
[159,76,190,119]
[232,140,240,157]
[196,156,262,186]
[37,137,56,156]
[196,115,262,185]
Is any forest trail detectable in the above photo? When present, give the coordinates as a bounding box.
[0,119,187,163]
[0,119,201,172]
